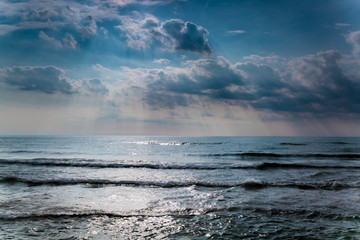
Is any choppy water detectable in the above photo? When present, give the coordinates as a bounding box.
[0,136,360,239]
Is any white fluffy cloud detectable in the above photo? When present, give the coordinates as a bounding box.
[108,0,175,6]
[346,31,360,55]
[117,15,212,54]
[226,30,246,35]
[116,15,163,50]
[153,58,171,65]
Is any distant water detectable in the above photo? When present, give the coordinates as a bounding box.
[1,136,360,239]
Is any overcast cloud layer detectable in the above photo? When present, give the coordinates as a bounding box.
[1,0,360,135]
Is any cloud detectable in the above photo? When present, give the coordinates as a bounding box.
[226,30,246,35]
[335,23,351,29]
[148,57,243,97]
[0,24,19,36]
[0,66,76,94]
[346,31,360,55]
[244,50,360,114]
[108,0,175,6]
[283,50,360,112]
[0,0,118,45]
[79,15,98,39]
[145,93,192,109]
[142,57,250,108]
[245,50,360,114]
[0,66,111,96]
[143,57,289,107]
[1,1,209,55]
[242,54,287,68]
[4,50,356,116]
[117,15,212,54]
[153,58,171,65]
[124,50,360,116]
[235,63,285,98]
[82,79,109,95]
[39,31,62,48]
[162,19,212,54]
[39,31,77,49]
[62,33,77,49]
[0,0,177,37]
[116,15,164,50]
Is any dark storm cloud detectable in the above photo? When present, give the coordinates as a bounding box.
[144,51,360,115]
[162,19,212,54]
[144,58,257,108]
[250,50,360,114]
[0,66,76,94]
[148,58,243,97]
[146,57,286,107]
[236,64,283,89]
[283,50,360,113]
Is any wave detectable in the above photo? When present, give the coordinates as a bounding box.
[127,141,189,146]
[0,206,228,221]
[1,159,360,170]
[2,207,358,222]
[4,150,44,154]
[0,212,115,221]
[198,152,360,159]
[0,159,250,170]
[1,150,76,155]
[0,176,356,190]
[2,209,359,222]
[127,141,228,146]
[240,180,354,190]
[254,162,360,170]
[0,211,192,221]
[0,177,238,188]
[328,141,351,145]
[244,207,360,221]
[191,142,229,145]
[279,143,307,146]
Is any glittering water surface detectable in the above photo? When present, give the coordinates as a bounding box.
[0,136,360,239]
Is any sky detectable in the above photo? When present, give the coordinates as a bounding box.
[0,0,360,136]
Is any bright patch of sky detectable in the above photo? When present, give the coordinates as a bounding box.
[0,0,360,136]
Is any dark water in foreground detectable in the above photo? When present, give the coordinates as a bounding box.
[0,136,360,239]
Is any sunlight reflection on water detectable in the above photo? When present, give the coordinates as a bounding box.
[1,136,360,239]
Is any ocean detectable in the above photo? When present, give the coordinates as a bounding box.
[0,136,360,239]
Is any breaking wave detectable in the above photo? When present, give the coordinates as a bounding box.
[197,152,360,159]
[1,176,356,190]
[126,141,228,146]
[1,159,360,170]
[1,207,359,222]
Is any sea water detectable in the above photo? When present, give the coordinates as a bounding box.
[0,136,360,239]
